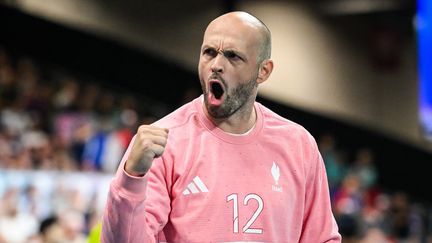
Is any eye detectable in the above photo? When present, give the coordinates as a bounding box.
[203,48,217,57]
[223,51,242,61]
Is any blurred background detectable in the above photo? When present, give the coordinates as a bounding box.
[0,0,431,242]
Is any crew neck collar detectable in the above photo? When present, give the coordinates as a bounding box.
[194,95,263,144]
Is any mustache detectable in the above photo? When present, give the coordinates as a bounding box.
[209,73,226,87]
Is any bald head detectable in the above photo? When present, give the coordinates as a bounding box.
[206,11,271,64]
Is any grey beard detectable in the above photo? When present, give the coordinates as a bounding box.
[205,78,257,119]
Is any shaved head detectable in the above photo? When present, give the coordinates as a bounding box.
[206,11,271,64]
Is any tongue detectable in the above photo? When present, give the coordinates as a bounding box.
[208,82,225,106]
[208,92,224,106]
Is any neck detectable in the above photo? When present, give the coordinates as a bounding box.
[205,100,257,134]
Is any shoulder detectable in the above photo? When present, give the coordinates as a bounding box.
[258,103,314,139]
[152,99,199,131]
[257,102,319,155]
[257,102,322,175]
[149,97,209,144]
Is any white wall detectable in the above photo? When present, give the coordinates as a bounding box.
[242,3,376,122]
[239,1,423,148]
[8,0,219,68]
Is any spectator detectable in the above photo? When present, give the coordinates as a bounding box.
[38,216,64,243]
[318,133,348,196]
[0,188,39,242]
[350,148,378,191]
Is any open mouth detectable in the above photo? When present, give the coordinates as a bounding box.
[210,81,224,100]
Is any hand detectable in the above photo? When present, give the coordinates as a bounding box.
[125,125,169,176]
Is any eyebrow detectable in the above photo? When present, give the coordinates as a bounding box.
[202,45,248,62]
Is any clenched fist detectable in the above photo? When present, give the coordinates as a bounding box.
[125,125,169,176]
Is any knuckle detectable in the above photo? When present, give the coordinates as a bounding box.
[137,125,146,132]
[141,140,153,150]
[138,125,153,133]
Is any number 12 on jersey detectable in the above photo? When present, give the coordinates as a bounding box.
[226,193,264,234]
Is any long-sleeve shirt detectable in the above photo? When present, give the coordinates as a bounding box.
[101,96,341,243]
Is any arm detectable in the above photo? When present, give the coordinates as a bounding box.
[299,135,342,243]
[101,126,171,243]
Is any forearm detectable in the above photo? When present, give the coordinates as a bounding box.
[101,172,156,243]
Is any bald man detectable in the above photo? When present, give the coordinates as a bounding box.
[101,11,341,243]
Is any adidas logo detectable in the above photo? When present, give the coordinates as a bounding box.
[182,176,209,195]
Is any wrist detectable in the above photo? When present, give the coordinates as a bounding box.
[124,160,148,177]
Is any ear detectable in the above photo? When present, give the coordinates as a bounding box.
[257,59,274,84]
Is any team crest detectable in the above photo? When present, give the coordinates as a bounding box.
[271,162,283,192]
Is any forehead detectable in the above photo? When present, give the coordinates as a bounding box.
[202,17,261,54]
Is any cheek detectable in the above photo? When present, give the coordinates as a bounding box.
[198,60,207,75]
[236,69,253,82]
[198,63,208,91]
[198,62,203,76]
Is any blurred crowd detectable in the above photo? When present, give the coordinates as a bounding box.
[0,47,168,242]
[0,170,111,243]
[1,46,432,242]
[319,133,432,243]
[0,47,172,173]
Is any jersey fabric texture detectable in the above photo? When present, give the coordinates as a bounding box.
[101,96,341,243]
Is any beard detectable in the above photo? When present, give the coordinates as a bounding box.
[201,72,258,119]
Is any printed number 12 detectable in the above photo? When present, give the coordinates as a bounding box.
[226,193,264,234]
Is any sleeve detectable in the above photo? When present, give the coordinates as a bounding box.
[299,134,342,243]
[100,136,172,243]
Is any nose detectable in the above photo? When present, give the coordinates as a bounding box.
[210,52,224,74]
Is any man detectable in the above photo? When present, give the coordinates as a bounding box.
[101,11,341,243]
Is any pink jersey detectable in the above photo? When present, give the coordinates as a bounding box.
[101,96,341,243]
